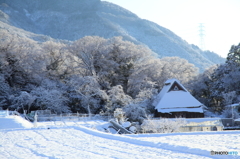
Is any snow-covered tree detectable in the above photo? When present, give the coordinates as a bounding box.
[42,41,75,80]
[226,43,240,66]
[128,57,198,97]
[0,30,44,90]
[9,91,35,113]
[0,75,11,110]
[67,75,108,114]
[70,36,154,93]
[190,43,240,113]
[69,36,107,77]
[103,37,153,93]
[189,65,217,106]
[127,59,160,97]
[160,57,199,85]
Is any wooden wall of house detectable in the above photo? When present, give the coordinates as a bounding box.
[154,111,204,118]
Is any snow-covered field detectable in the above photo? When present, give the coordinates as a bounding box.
[0,111,240,159]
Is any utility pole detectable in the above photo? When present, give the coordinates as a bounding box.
[199,23,205,50]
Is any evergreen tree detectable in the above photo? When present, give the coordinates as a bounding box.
[226,43,240,65]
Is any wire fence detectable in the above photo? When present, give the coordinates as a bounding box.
[1,110,111,122]
[36,113,109,122]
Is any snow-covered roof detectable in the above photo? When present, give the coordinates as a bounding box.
[235,118,240,122]
[154,79,203,113]
[153,79,187,107]
[156,91,203,109]
[225,103,240,108]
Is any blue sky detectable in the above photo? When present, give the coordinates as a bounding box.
[103,0,240,57]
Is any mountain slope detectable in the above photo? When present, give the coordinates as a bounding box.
[0,0,225,71]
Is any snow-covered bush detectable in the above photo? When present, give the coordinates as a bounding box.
[141,117,187,133]
[123,103,147,123]
[122,88,157,123]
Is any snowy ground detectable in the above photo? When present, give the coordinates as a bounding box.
[0,111,240,159]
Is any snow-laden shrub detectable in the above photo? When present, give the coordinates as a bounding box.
[141,117,187,133]
[122,88,156,123]
[221,107,240,119]
[123,103,147,123]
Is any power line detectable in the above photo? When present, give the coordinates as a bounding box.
[199,23,205,50]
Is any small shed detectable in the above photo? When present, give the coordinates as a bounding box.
[153,79,204,118]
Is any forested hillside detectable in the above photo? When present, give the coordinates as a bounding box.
[0,0,225,71]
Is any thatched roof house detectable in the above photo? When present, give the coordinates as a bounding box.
[153,79,204,118]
